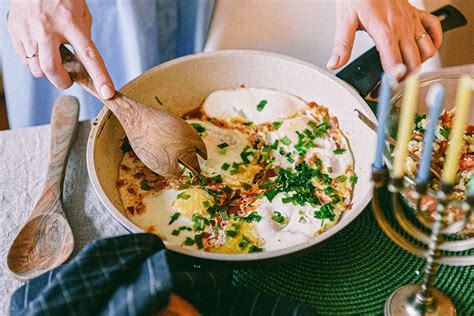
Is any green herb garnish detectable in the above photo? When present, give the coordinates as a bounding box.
[439,126,450,139]
[218,142,229,149]
[349,175,358,184]
[314,202,335,224]
[183,237,195,246]
[171,229,180,236]
[226,230,237,238]
[271,211,286,224]
[256,100,268,112]
[211,175,223,183]
[281,136,292,146]
[169,212,181,225]
[191,123,206,134]
[248,245,263,253]
[221,163,230,171]
[243,121,253,126]
[176,192,191,200]
[121,137,132,153]
[333,149,346,155]
[272,121,283,129]
[140,182,151,190]
[336,175,347,183]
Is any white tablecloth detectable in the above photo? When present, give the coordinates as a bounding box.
[0,121,128,315]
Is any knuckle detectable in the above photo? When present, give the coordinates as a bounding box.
[78,45,98,60]
[58,7,75,21]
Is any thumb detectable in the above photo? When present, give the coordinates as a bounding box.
[327,17,357,70]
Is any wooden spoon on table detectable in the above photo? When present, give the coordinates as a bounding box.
[59,45,207,178]
[7,96,78,282]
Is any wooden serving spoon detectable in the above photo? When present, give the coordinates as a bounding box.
[59,45,207,178]
[7,96,79,282]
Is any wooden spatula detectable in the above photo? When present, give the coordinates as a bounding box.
[59,45,207,178]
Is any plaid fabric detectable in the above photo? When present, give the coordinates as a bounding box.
[10,234,316,316]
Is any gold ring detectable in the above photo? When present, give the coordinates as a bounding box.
[25,53,38,59]
[415,32,428,41]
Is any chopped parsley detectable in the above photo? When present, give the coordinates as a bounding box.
[256,100,268,112]
[271,211,286,224]
[120,137,132,153]
[314,202,335,224]
[176,192,191,200]
[140,182,151,190]
[169,212,181,225]
[191,123,206,134]
[333,148,346,155]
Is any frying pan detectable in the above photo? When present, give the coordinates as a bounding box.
[86,6,467,264]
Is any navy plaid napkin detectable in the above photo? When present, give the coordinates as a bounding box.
[10,234,316,315]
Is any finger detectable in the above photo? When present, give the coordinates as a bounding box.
[83,6,92,37]
[23,41,45,78]
[327,14,357,70]
[399,38,421,73]
[66,29,115,99]
[419,11,443,49]
[38,38,73,89]
[415,24,436,62]
[7,22,27,65]
[370,33,403,72]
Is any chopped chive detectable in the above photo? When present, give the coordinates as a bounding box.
[349,175,358,184]
[327,167,333,173]
[238,235,250,249]
[213,225,220,232]
[221,163,230,171]
[336,175,347,183]
[219,210,229,220]
[219,148,227,155]
[256,100,268,112]
[171,229,180,236]
[183,237,195,246]
[120,137,132,153]
[218,142,229,149]
[226,230,237,238]
[272,121,283,129]
[260,181,274,189]
[271,211,286,224]
[243,183,253,190]
[211,175,223,183]
[140,182,151,190]
[169,212,181,225]
[243,121,253,126]
[179,226,192,231]
[333,149,346,155]
[202,201,210,208]
[176,192,191,200]
[191,123,206,134]
[324,186,337,195]
[281,136,292,146]
[248,245,263,253]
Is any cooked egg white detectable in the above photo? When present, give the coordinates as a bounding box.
[188,119,261,187]
[203,88,306,124]
[254,193,340,251]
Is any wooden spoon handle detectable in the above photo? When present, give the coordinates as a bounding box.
[33,96,79,216]
[59,45,102,99]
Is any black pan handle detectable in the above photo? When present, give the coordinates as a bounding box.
[335,5,467,98]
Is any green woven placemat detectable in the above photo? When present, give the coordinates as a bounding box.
[233,189,474,315]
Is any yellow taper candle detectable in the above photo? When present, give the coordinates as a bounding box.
[441,75,473,185]
[392,74,419,178]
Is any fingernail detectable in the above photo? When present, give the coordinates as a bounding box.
[327,54,340,69]
[100,84,114,99]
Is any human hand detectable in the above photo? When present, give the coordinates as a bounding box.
[327,0,443,73]
[7,0,115,99]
